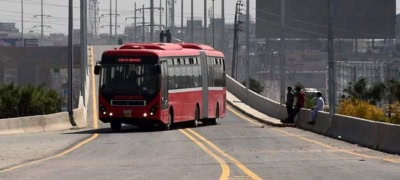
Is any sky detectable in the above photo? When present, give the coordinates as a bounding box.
[0,0,256,35]
[0,0,397,35]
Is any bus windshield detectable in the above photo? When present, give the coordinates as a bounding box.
[100,64,160,96]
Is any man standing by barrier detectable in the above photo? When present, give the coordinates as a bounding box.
[286,86,295,117]
[160,30,165,42]
[308,92,324,124]
[282,86,305,124]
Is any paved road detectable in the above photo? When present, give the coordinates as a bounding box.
[1,109,399,180]
[2,46,399,179]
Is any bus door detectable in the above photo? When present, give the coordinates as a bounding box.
[200,51,209,119]
[161,62,168,110]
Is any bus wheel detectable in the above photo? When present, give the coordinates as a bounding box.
[110,121,122,132]
[163,113,173,130]
[191,107,199,127]
[210,106,219,125]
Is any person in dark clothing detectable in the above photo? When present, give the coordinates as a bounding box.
[160,30,165,42]
[166,29,172,43]
[281,86,305,124]
[286,86,295,117]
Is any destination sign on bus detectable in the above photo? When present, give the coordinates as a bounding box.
[118,58,141,63]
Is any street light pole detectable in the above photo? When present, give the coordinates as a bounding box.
[81,0,88,107]
[327,0,336,120]
[165,0,168,29]
[142,4,145,42]
[181,0,183,41]
[115,0,118,44]
[150,0,154,42]
[134,2,137,42]
[245,0,250,100]
[68,0,76,125]
[221,0,225,52]
[21,0,24,47]
[280,0,286,105]
[204,0,207,44]
[109,0,112,43]
[41,0,43,46]
[191,0,194,42]
[212,0,215,48]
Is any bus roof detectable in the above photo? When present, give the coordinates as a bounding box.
[102,43,224,58]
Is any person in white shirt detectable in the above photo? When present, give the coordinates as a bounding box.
[308,92,324,124]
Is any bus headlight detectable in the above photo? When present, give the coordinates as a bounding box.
[109,112,113,117]
[143,113,148,117]
[100,104,107,115]
[150,104,158,116]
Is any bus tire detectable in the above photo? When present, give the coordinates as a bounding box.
[163,111,173,130]
[191,106,199,127]
[210,106,219,125]
[110,121,122,132]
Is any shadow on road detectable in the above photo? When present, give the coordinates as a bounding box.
[64,121,217,135]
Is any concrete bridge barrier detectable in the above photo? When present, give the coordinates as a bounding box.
[226,75,400,155]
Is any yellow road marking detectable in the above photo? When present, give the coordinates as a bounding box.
[227,106,264,127]
[0,133,98,173]
[272,128,400,164]
[90,46,98,129]
[179,129,230,180]
[186,129,262,180]
[228,106,400,164]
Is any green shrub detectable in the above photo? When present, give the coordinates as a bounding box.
[0,84,63,119]
[243,78,264,94]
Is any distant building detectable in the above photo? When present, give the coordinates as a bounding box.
[0,22,19,33]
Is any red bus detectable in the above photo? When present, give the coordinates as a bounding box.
[94,43,226,131]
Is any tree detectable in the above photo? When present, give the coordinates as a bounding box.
[243,78,265,94]
[367,82,386,105]
[344,78,368,100]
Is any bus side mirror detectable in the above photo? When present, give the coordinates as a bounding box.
[155,65,161,74]
[94,62,101,75]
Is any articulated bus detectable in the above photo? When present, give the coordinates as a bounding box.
[94,43,226,131]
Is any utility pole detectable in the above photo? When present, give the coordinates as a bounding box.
[221,0,225,52]
[181,0,183,41]
[245,0,250,99]
[212,0,215,47]
[191,0,194,42]
[21,0,24,47]
[142,4,145,42]
[68,0,76,125]
[280,0,286,105]
[204,0,207,44]
[115,0,118,44]
[150,0,154,42]
[327,0,336,119]
[81,0,88,107]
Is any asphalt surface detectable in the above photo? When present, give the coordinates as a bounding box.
[1,46,399,179]
[1,109,400,180]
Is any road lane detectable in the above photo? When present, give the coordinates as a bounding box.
[192,110,400,180]
[1,109,400,179]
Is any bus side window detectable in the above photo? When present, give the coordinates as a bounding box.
[168,61,175,90]
[175,65,181,89]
